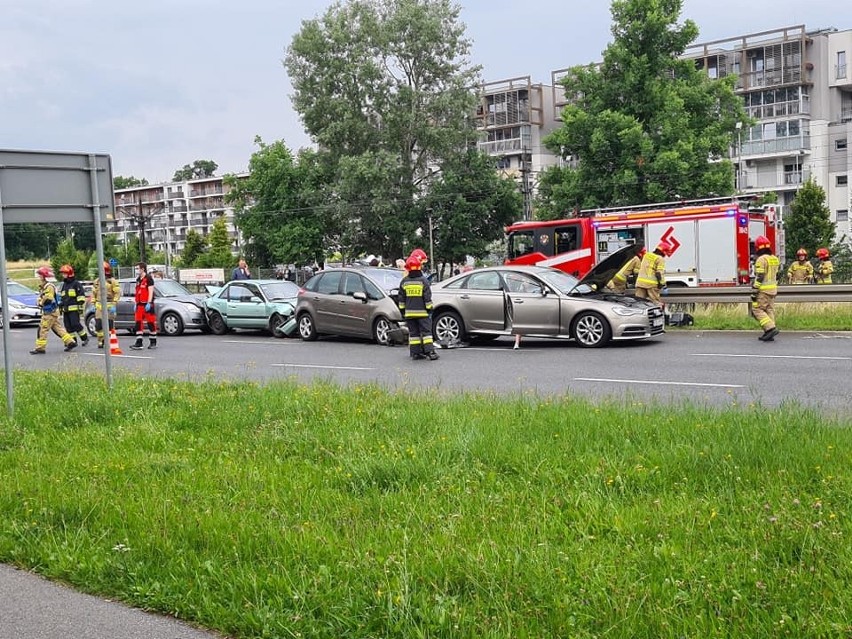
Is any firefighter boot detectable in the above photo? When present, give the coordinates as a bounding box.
[80,334,89,346]
[130,337,144,350]
[427,351,440,361]
[148,337,158,350]
[29,349,46,355]
[759,327,780,342]
[63,340,78,352]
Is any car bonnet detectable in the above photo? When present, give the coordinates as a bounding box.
[575,244,643,292]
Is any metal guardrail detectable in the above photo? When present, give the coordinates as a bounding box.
[664,284,852,303]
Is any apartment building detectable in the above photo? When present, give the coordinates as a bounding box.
[106,173,248,264]
[475,76,562,219]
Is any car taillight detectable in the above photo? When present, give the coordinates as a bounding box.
[298,288,306,295]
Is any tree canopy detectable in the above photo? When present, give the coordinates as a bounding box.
[173,160,218,182]
[784,178,835,261]
[538,0,748,216]
[113,175,149,189]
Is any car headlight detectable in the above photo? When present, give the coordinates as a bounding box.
[181,302,202,312]
[611,306,644,317]
[9,300,26,309]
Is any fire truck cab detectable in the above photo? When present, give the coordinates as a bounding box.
[506,197,780,287]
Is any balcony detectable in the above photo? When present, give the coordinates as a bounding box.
[841,107,852,123]
[478,139,523,154]
[838,64,848,80]
[741,136,808,156]
[783,169,810,185]
[189,187,223,197]
[166,190,185,199]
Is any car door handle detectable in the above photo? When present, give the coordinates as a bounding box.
[460,294,470,299]
[513,298,524,304]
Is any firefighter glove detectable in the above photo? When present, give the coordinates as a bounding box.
[145,303,152,312]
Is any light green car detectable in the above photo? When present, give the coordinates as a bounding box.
[203,279,300,337]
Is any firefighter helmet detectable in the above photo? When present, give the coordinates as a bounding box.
[796,248,808,258]
[754,235,771,251]
[405,256,422,271]
[655,241,674,257]
[816,247,830,259]
[103,261,112,276]
[637,246,647,258]
[36,266,54,279]
[409,248,428,265]
[59,264,74,277]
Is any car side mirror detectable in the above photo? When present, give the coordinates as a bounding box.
[250,296,262,303]
[352,291,368,303]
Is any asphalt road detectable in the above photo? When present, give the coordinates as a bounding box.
[2,324,851,415]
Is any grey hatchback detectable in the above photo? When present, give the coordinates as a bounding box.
[294,266,407,345]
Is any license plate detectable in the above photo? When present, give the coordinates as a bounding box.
[652,317,664,328]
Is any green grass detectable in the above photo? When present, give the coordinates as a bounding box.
[667,302,852,331]
[3,371,852,638]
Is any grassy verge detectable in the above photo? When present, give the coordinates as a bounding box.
[2,371,852,638]
[667,302,852,331]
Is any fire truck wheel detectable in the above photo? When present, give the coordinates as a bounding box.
[433,310,466,346]
[572,311,611,348]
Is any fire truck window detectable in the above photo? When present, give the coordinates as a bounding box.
[509,231,535,258]
[555,226,579,253]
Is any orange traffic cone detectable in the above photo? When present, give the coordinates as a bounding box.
[109,329,123,355]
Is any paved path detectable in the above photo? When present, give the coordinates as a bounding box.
[0,564,220,639]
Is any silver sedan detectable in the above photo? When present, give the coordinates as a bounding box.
[430,260,664,348]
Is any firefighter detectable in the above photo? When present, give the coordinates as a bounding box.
[403,248,429,278]
[815,248,834,284]
[131,262,157,350]
[29,266,77,354]
[92,261,121,348]
[606,246,646,293]
[399,255,439,361]
[751,235,780,341]
[58,264,88,346]
[634,241,672,305]
[787,248,813,284]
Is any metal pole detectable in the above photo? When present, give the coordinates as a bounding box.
[0,184,15,417]
[89,154,113,387]
[428,212,435,281]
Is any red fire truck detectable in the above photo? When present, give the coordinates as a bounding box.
[505,197,781,286]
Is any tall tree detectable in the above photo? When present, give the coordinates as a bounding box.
[196,216,236,268]
[113,176,149,189]
[538,0,748,215]
[285,0,481,258]
[225,139,335,268]
[785,178,835,260]
[172,160,218,182]
[421,150,522,274]
[179,229,208,268]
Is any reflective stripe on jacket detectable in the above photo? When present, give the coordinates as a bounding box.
[787,261,813,284]
[754,254,780,293]
[60,278,86,312]
[92,277,121,310]
[612,255,641,284]
[635,253,666,289]
[399,273,433,319]
[816,259,834,284]
[39,283,62,314]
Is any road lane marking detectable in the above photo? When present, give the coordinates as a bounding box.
[693,353,852,361]
[574,377,745,389]
[80,353,154,360]
[272,364,374,371]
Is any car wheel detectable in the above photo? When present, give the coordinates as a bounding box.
[208,311,228,336]
[269,313,288,338]
[433,310,466,345]
[297,312,318,341]
[85,313,97,336]
[572,311,611,348]
[160,311,184,337]
[373,316,393,345]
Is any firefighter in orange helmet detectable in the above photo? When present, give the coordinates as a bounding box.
[91,261,121,348]
[398,255,439,361]
[58,264,88,346]
[751,235,780,341]
[606,246,646,293]
[30,266,77,354]
[815,247,834,284]
[634,241,672,304]
[787,248,813,284]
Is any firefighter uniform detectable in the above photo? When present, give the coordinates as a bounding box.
[399,267,438,360]
[752,241,780,341]
[60,274,88,345]
[606,255,641,293]
[787,259,813,284]
[32,281,76,354]
[634,252,666,304]
[816,259,834,284]
[92,275,121,348]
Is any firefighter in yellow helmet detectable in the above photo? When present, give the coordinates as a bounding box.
[751,235,780,341]
[606,246,646,293]
[815,248,834,284]
[92,261,121,348]
[29,266,77,354]
[399,255,439,360]
[634,241,672,305]
[787,248,813,284]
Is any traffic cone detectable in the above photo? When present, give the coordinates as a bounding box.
[109,329,123,355]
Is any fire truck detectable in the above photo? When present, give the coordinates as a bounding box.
[505,197,782,286]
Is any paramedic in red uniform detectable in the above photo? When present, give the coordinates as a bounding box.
[130,262,158,350]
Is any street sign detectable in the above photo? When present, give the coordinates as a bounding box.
[109,258,119,268]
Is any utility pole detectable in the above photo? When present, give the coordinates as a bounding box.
[117,194,161,263]
[520,144,533,221]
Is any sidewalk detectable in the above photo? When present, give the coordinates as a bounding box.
[0,564,220,639]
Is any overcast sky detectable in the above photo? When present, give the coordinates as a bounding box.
[0,0,844,183]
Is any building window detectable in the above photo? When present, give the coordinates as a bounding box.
[837,139,848,151]
[838,51,847,79]
[838,175,849,186]
[837,210,849,223]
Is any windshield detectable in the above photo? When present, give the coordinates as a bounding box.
[260,281,300,300]
[537,269,581,295]
[362,268,404,291]
[7,282,37,295]
[507,230,535,260]
[154,280,192,297]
